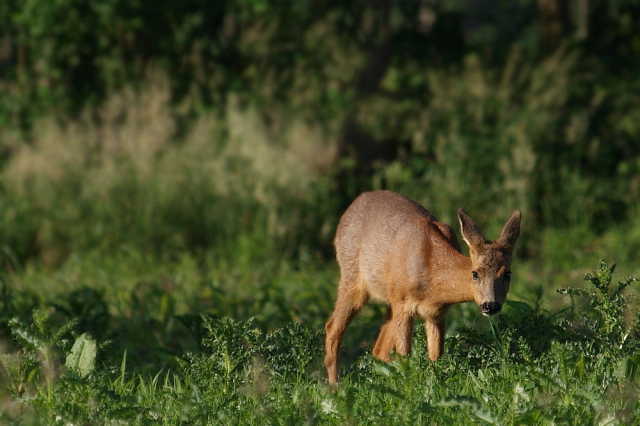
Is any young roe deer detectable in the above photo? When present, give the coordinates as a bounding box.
[324,190,521,384]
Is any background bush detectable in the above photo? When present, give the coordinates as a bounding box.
[1,0,639,265]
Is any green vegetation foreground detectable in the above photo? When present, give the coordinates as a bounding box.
[1,261,639,424]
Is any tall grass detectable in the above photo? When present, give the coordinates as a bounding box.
[0,73,338,267]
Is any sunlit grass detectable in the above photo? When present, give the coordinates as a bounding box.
[1,262,638,424]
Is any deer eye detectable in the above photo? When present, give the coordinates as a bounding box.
[472,271,479,280]
[504,271,511,280]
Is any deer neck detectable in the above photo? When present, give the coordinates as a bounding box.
[431,251,475,306]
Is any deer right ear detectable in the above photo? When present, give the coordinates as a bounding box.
[457,208,487,248]
[497,210,521,248]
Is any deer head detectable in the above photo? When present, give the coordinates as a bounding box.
[458,208,521,316]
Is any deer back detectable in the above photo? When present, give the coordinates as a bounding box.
[334,191,462,303]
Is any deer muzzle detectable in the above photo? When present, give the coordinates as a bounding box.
[481,302,502,316]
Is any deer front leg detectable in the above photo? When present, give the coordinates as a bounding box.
[425,314,447,361]
[394,311,414,356]
[372,305,413,361]
[372,307,394,361]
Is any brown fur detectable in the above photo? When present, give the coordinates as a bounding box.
[324,190,521,384]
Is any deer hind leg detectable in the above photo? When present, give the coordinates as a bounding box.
[324,278,369,384]
[425,314,447,361]
[372,305,414,361]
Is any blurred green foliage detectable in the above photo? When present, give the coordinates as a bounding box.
[2,0,639,118]
[1,0,638,240]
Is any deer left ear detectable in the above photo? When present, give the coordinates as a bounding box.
[457,208,488,249]
[497,210,521,248]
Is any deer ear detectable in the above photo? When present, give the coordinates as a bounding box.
[457,208,487,248]
[497,210,521,248]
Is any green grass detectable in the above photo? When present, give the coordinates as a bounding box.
[1,261,638,424]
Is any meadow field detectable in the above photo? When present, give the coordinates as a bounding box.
[1,1,640,424]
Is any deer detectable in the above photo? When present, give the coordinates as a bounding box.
[324,190,521,384]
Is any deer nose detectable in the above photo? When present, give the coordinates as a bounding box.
[482,302,502,316]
